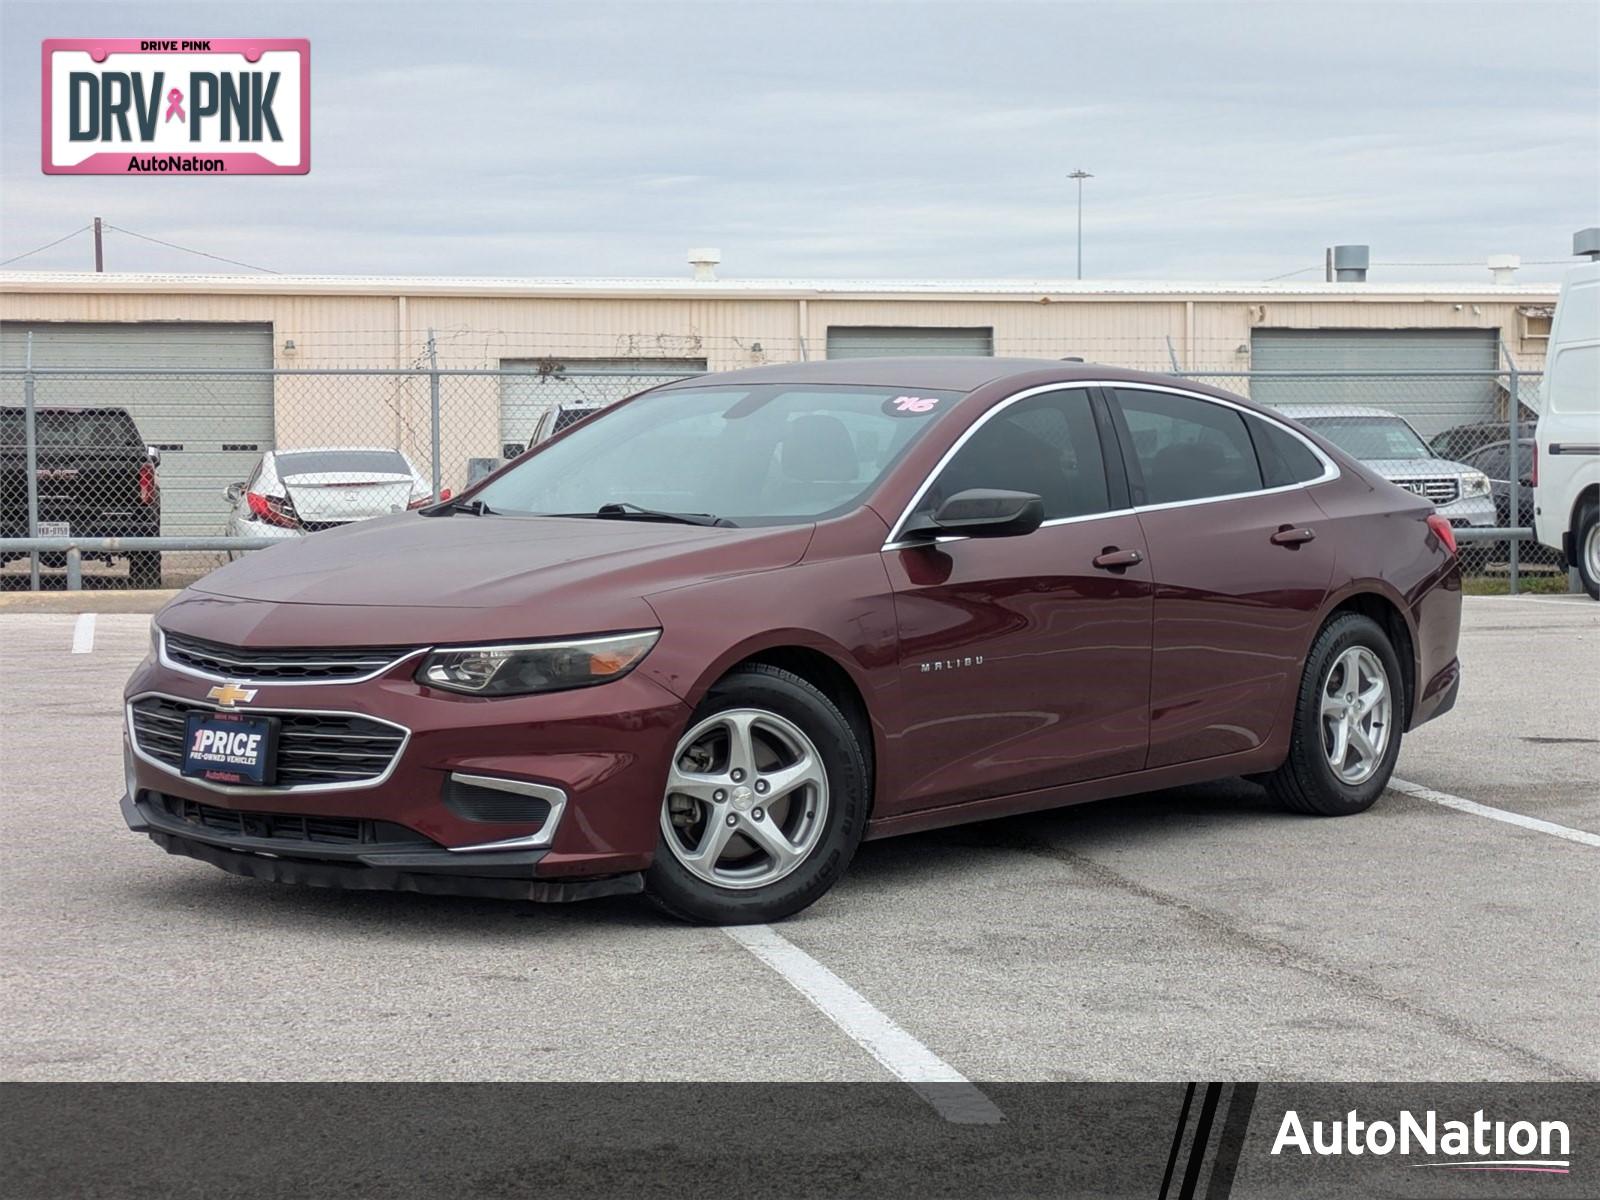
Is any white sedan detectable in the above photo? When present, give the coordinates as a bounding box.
[224,447,442,540]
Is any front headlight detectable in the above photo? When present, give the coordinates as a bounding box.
[1459,471,1491,499]
[416,630,660,696]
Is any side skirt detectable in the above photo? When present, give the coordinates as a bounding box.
[862,745,1286,842]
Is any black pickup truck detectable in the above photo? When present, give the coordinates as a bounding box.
[1,406,163,586]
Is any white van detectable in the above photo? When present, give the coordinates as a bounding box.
[1533,232,1600,598]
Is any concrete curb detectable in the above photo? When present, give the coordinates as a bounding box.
[0,589,177,614]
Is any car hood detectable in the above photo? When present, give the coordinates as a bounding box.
[168,513,813,645]
[1358,457,1472,477]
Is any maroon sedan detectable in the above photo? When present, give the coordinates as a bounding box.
[123,359,1462,923]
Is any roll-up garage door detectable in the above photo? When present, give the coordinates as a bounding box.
[1249,329,1498,441]
[0,322,274,535]
[826,327,994,359]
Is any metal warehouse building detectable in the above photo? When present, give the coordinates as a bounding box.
[0,270,1558,533]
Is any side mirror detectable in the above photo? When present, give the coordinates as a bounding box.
[223,482,245,503]
[903,488,1045,540]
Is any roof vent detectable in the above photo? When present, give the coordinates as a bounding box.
[1574,228,1600,262]
[1331,244,1369,283]
[1487,253,1520,284]
[687,247,722,281]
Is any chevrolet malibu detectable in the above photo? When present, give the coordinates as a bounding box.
[123,359,1462,924]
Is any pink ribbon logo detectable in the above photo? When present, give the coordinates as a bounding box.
[164,88,185,123]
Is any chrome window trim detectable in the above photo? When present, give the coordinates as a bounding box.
[125,690,411,796]
[881,379,1340,550]
[445,773,567,851]
[157,628,429,687]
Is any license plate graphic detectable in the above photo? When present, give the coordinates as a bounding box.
[182,712,278,785]
[42,39,309,175]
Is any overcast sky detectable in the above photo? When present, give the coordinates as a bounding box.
[2,0,1597,283]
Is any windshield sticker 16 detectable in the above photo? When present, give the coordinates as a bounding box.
[884,395,942,416]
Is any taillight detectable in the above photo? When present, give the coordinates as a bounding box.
[1426,513,1457,555]
[137,462,158,505]
[407,488,451,510]
[247,491,300,528]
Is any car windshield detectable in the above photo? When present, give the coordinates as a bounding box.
[475,384,963,525]
[276,450,411,477]
[1300,416,1432,462]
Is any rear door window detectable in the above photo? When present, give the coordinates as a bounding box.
[1113,389,1264,505]
[914,388,1112,523]
[1245,414,1328,487]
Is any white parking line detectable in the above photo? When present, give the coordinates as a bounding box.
[1389,777,1600,849]
[70,613,96,654]
[723,923,1003,1124]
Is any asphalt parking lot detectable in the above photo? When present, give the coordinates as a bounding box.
[1,593,1595,1093]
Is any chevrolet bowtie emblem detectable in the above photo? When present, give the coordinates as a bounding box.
[206,682,258,707]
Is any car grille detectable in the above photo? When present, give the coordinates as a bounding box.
[163,631,414,681]
[129,696,407,788]
[150,793,429,847]
[1392,476,1461,505]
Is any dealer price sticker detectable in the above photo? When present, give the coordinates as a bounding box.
[42,39,309,175]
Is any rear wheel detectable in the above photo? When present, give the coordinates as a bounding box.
[646,665,869,924]
[128,551,162,589]
[1264,613,1404,816]
[1577,499,1599,601]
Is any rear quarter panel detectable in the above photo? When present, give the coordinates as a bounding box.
[1307,469,1462,730]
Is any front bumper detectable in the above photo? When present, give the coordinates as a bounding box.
[122,792,642,901]
[122,642,692,897]
[1434,493,1496,528]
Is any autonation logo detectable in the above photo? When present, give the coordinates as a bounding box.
[1272,1108,1572,1174]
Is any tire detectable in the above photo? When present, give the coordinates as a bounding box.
[1577,499,1600,601]
[128,551,162,589]
[645,664,869,924]
[1263,613,1405,816]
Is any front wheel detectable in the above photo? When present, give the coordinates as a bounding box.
[1264,613,1404,816]
[646,665,869,924]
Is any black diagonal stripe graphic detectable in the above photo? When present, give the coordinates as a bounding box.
[1177,1082,1225,1200]
[1204,1083,1259,1200]
[1158,1082,1196,1200]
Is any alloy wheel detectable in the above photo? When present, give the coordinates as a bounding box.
[660,708,830,890]
[1319,646,1392,785]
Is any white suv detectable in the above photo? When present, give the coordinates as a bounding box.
[1533,239,1600,599]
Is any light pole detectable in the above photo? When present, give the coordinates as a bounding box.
[1068,169,1093,279]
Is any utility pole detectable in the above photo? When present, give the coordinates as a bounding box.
[1068,170,1092,279]
[93,217,103,272]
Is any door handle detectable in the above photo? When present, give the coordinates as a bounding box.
[1270,526,1316,547]
[1092,547,1143,571]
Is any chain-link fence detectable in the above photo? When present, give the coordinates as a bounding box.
[1,356,1561,592]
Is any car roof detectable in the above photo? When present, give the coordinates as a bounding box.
[268,446,413,456]
[650,356,1212,393]
[1273,404,1403,419]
